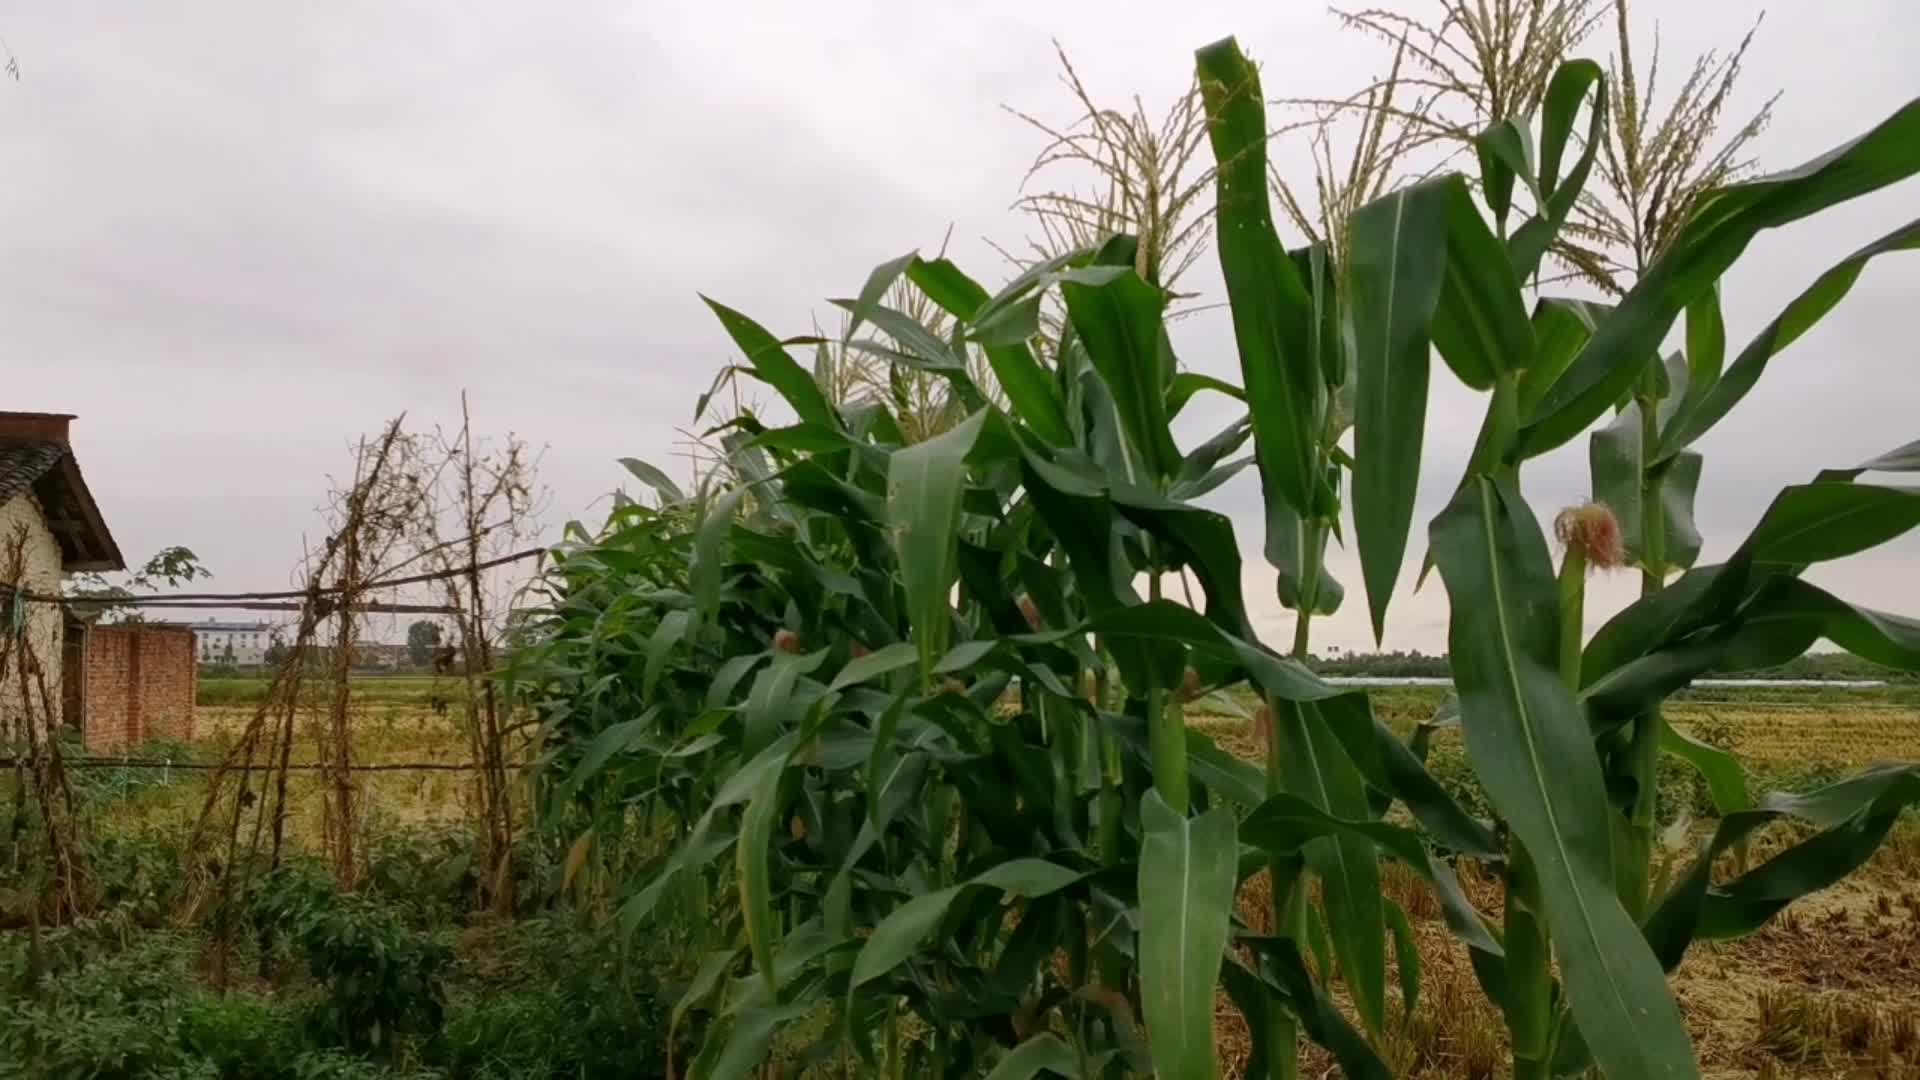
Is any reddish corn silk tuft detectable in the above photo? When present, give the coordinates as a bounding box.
[772,629,802,654]
[1554,502,1626,571]
[849,642,869,659]
[1018,594,1043,630]
[1178,668,1203,703]
[1252,703,1274,751]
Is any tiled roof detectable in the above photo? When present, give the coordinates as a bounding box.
[0,440,67,508]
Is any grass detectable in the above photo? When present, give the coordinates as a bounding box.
[197,675,475,708]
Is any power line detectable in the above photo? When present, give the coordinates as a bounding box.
[10,757,486,773]
[16,545,548,608]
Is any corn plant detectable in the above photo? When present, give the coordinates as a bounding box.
[512,32,1920,1080]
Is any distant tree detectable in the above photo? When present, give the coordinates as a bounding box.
[264,634,290,667]
[65,545,211,623]
[407,619,444,668]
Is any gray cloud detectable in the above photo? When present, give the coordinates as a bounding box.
[5,1,1916,651]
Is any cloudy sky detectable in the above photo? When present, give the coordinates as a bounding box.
[6,1,1916,653]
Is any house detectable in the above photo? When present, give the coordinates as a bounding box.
[0,412,196,750]
[192,619,275,664]
[0,411,122,737]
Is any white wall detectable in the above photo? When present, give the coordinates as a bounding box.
[0,493,67,736]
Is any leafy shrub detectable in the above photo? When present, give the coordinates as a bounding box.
[436,917,673,1079]
[363,827,478,925]
[0,932,200,1078]
[87,827,191,925]
[248,867,451,1057]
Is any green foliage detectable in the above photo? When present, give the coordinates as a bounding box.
[500,29,1920,1080]
[248,867,451,1057]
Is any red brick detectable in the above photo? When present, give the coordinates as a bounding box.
[82,624,196,751]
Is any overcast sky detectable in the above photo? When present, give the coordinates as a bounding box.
[6,1,1916,652]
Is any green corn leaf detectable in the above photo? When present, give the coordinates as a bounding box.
[690,488,746,623]
[1350,177,1452,640]
[742,649,827,757]
[692,1002,814,1080]
[737,740,794,995]
[983,1034,1082,1080]
[1645,765,1920,970]
[567,709,659,792]
[1716,576,1920,672]
[1660,722,1751,816]
[1269,702,1387,1034]
[1196,36,1323,518]
[1430,474,1698,1079]
[1515,297,1606,419]
[1518,100,1920,460]
[1432,176,1535,391]
[642,610,692,701]
[1110,484,1254,639]
[1672,285,1727,426]
[1474,118,1530,228]
[1240,938,1394,1080]
[827,642,918,692]
[702,297,839,429]
[1385,897,1421,1021]
[669,949,740,1072]
[845,251,919,340]
[1658,218,1920,462]
[1168,371,1246,418]
[831,299,967,372]
[618,457,686,505]
[887,410,987,683]
[849,859,1084,990]
[969,294,1043,346]
[1744,482,1920,564]
[1239,791,1501,956]
[1267,493,1343,615]
[905,255,989,315]
[906,257,1073,446]
[1853,437,1920,475]
[1590,405,1706,571]
[1062,270,1181,482]
[1313,693,1500,857]
[1509,59,1606,280]
[1137,791,1237,1080]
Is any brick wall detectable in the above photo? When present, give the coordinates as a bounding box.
[83,624,197,751]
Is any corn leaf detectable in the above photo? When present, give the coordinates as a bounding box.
[1430,474,1698,1079]
[1270,701,1388,1034]
[1196,37,1324,517]
[1432,177,1536,391]
[1658,219,1920,462]
[887,410,986,682]
[1509,60,1606,280]
[1518,100,1920,459]
[1645,765,1920,969]
[1062,270,1181,482]
[702,297,839,429]
[1138,791,1237,1080]
[1350,177,1452,640]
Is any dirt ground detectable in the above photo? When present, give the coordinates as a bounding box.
[1188,695,1920,1080]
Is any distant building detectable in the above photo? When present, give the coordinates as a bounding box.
[192,619,275,665]
[351,641,411,669]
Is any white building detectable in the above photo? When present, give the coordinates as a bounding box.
[193,619,274,665]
